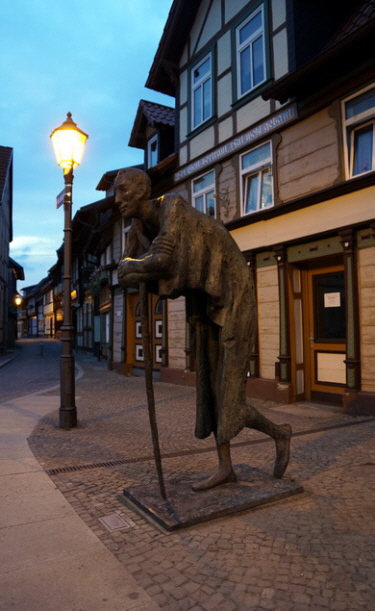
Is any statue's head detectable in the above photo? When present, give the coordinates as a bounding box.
[114,168,151,218]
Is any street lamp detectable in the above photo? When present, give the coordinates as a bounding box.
[50,112,88,429]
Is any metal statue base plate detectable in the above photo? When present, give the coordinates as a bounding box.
[120,464,304,531]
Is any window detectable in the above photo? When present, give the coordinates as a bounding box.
[121,220,131,257]
[236,5,266,99]
[342,85,375,178]
[240,141,272,215]
[192,170,215,217]
[191,53,212,130]
[147,134,159,168]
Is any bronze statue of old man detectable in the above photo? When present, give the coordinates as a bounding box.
[116,168,291,491]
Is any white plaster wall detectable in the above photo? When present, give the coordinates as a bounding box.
[225,0,248,22]
[273,29,288,80]
[271,0,286,30]
[190,0,212,52]
[217,72,233,117]
[179,144,188,166]
[217,30,231,75]
[179,105,188,143]
[218,116,234,143]
[196,0,221,51]
[180,69,188,106]
[231,188,375,252]
[257,265,279,380]
[236,97,271,133]
[190,126,215,159]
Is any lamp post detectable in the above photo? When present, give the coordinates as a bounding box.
[50,112,88,429]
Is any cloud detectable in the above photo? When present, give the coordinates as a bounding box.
[10,235,57,254]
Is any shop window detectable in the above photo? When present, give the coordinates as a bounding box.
[191,53,212,130]
[147,134,159,168]
[192,170,216,217]
[235,4,267,100]
[342,85,375,178]
[240,141,273,215]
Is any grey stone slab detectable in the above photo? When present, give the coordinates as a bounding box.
[0,435,35,458]
[0,514,103,573]
[0,486,74,528]
[121,464,304,531]
[0,548,160,611]
[0,470,57,497]
[0,457,42,475]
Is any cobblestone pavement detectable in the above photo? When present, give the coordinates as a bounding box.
[29,353,375,610]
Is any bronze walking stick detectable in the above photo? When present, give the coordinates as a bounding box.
[139,282,167,499]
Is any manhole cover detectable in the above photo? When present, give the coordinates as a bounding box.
[99,513,136,531]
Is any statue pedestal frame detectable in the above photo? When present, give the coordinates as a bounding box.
[120,464,303,531]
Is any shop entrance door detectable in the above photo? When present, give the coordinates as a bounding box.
[303,265,346,401]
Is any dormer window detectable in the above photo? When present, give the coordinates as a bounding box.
[147,134,159,168]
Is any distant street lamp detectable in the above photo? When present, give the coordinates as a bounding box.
[50,112,88,429]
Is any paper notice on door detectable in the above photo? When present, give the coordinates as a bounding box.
[324,292,341,308]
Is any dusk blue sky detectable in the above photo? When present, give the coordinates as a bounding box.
[1,0,174,290]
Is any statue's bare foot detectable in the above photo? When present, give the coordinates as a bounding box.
[192,468,237,492]
[273,424,292,478]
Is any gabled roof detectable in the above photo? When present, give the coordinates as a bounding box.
[146,0,201,96]
[263,0,375,103]
[0,146,13,201]
[129,100,175,149]
[9,257,25,281]
[96,168,125,192]
[327,0,374,47]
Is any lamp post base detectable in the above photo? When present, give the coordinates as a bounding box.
[59,406,77,430]
[60,345,77,430]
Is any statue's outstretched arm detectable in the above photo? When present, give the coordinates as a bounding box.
[118,233,175,287]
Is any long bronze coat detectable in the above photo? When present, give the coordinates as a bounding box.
[120,194,256,445]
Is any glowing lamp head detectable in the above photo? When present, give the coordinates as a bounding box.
[50,112,88,172]
[15,295,22,307]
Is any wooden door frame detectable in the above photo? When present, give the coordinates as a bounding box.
[302,264,346,401]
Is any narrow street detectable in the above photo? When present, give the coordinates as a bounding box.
[1,339,374,609]
[0,339,61,401]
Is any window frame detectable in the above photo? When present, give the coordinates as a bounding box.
[147,133,159,169]
[341,84,375,180]
[190,51,213,132]
[240,140,273,216]
[191,169,216,218]
[235,3,267,101]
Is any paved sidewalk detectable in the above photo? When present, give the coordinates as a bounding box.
[0,384,159,610]
[2,350,375,609]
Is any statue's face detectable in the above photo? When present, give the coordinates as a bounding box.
[115,177,142,218]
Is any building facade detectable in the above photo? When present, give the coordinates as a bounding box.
[142,0,374,412]
[23,1,374,416]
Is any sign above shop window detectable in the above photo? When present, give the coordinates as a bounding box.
[174,104,297,181]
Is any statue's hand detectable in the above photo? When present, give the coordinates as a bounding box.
[118,258,138,286]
